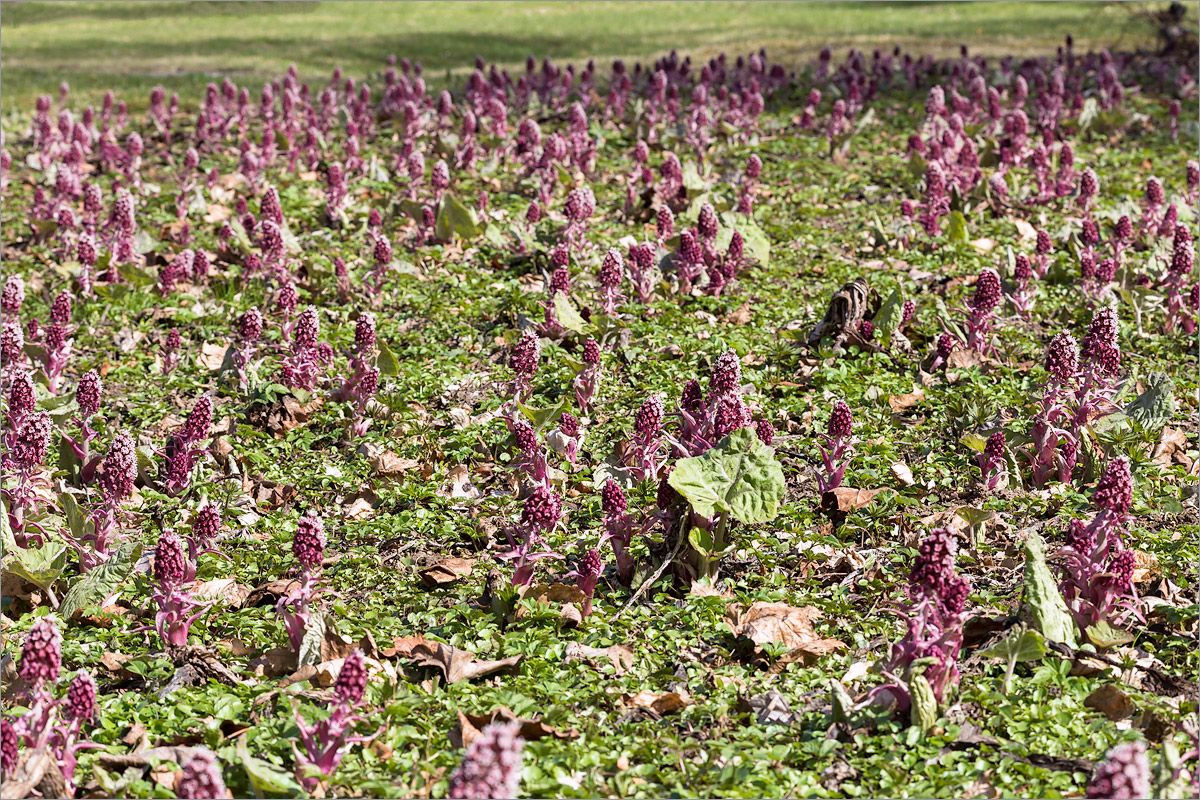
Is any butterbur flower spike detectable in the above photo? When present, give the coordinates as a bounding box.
[278,511,327,652]
[448,722,525,800]
[816,400,855,494]
[976,431,1007,491]
[293,648,382,791]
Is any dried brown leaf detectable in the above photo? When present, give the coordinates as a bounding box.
[418,558,475,588]
[821,487,886,513]
[449,707,579,749]
[1085,684,1135,721]
[623,690,692,714]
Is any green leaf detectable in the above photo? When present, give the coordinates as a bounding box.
[1021,533,1078,647]
[873,288,904,345]
[980,628,1047,663]
[38,391,80,424]
[376,339,400,377]
[516,397,565,431]
[592,457,636,494]
[909,672,937,733]
[687,526,716,557]
[4,541,68,592]
[59,542,140,620]
[298,612,326,668]
[434,195,479,242]
[681,161,708,195]
[1125,372,1175,431]
[959,432,988,453]
[717,213,771,267]
[237,736,306,797]
[59,492,90,539]
[945,211,968,244]
[668,427,785,524]
[552,292,588,335]
[1085,620,1136,649]
[117,261,155,287]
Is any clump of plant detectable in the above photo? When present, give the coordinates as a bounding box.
[448,721,525,800]
[277,511,327,652]
[293,649,382,793]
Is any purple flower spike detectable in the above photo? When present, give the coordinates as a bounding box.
[1045,333,1079,383]
[2,718,17,777]
[333,649,368,707]
[77,370,102,417]
[19,618,62,687]
[827,401,853,439]
[1086,741,1150,800]
[1093,456,1132,516]
[448,721,525,800]
[178,749,228,800]
[154,531,187,588]
[293,511,326,571]
[520,485,561,531]
[64,669,97,722]
[709,350,742,397]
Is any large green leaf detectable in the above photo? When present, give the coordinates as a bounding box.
[237,736,305,797]
[1125,372,1175,431]
[945,211,968,244]
[1021,533,1078,647]
[979,628,1047,663]
[59,541,140,620]
[717,213,771,267]
[873,288,905,345]
[4,541,69,591]
[552,292,588,335]
[298,612,326,668]
[434,194,480,242]
[668,427,785,524]
[376,339,400,376]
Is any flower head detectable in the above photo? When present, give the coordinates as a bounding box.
[1045,332,1079,383]
[755,418,774,445]
[582,338,600,367]
[98,432,137,502]
[1,275,24,314]
[77,370,102,417]
[2,718,17,776]
[65,669,97,722]
[520,485,561,531]
[18,617,62,686]
[354,314,377,354]
[293,511,326,571]
[154,531,187,588]
[13,412,52,470]
[177,749,228,800]
[509,330,540,378]
[601,479,628,516]
[1036,230,1053,256]
[333,648,368,706]
[183,396,213,444]
[599,248,624,289]
[971,268,1002,313]
[656,206,674,241]
[709,350,742,396]
[448,721,525,800]
[1093,456,1132,516]
[240,308,263,342]
[1085,741,1150,800]
[697,203,718,240]
[827,400,853,440]
[294,307,320,350]
[193,503,221,544]
[634,394,664,438]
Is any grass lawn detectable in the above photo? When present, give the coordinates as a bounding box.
[0,1,1183,111]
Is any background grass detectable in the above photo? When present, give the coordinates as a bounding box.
[0,1,1186,112]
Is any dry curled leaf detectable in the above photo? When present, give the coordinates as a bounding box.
[890,461,915,486]
[449,707,579,749]
[1085,684,1135,721]
[887,388,925,413]
[563,641,635,674]
[419,558,475,588]
[197,341,230,371]
[394,639,522,684]
[821,487,886,513]
[623,690,692,715]
[438,464,483,499]
[725,601,845,662]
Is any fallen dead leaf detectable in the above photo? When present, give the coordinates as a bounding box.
[1014,219,1037,241]
[248,647,298,678]
[369,450,421,478]
[723,303,753,325]
[197,341,230,371]
[438,464,483,499]
[342,494,377,521]
[563,641,635,674]
[821,487,887,513]
[1085,683,1135,721]
[1131,550,1159,584]
[725,601,845,662]
[395,640,522,684]
[192,578,251,607]
[623,690,692,715]
[888,387,925,413]
[202,203,232,224]
[1152,427,1190,470]
[449,707,579,749]
[891,461,915,486]
[419,557,476,588]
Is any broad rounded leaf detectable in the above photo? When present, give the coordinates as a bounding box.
[668,427,784,524]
